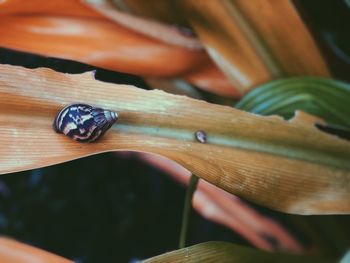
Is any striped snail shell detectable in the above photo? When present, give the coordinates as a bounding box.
[53,103,118,142]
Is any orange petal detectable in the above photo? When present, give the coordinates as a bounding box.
[85,1,203,51]
[183,62,242,98]
[0,15,207,77]
[0,2,240,97]
[198,180,304,252]
[0,0,99,17]
[192,189,276,251]
[0,237,72,263]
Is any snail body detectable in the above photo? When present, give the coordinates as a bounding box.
[53,103,118,142]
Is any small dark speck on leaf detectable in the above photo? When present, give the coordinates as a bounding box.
[195,130,207,143]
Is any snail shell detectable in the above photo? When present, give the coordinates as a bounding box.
[195,130,207,143]
[53,103,118,142]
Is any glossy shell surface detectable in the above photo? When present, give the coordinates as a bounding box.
[53,103,118,142]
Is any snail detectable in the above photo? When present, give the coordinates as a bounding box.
[195,130,207,143]
[53,103,118,142]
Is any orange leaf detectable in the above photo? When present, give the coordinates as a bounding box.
[0,237,72,263]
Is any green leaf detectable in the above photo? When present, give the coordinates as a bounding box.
[235,77,350,128]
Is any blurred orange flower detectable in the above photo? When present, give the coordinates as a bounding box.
[0,0,239,97]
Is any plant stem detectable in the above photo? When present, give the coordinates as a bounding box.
[179,174,199,249]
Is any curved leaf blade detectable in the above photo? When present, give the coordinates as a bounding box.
[0,64,349,215]
[143,241,335,263]
[236,77,350,128]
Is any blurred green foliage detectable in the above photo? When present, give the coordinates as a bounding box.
[236,77,350,128]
